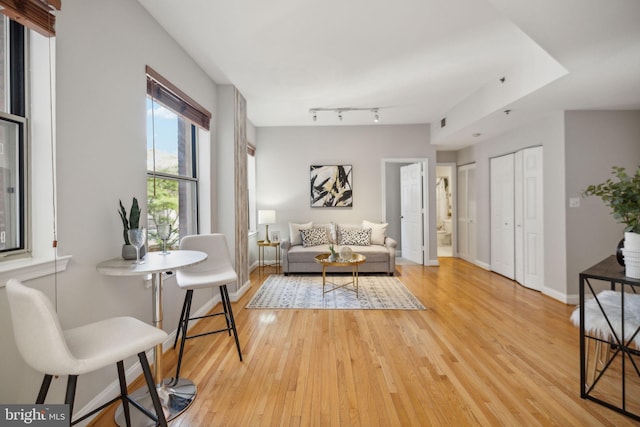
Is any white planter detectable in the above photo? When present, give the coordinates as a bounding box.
[626,262,640,279]
[624,232,640,251]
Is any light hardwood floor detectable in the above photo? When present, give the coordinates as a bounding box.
[90,258,636,426]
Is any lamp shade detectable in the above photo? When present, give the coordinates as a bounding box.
[258,210,276,225]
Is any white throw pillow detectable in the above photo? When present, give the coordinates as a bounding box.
[362,220,388,245]
[289,221,313,246]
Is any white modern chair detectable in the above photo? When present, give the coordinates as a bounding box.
[173,233,242,380]
[6,279,169,427]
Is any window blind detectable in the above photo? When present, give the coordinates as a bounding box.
[0,0,60,36]
[146,65,212,131]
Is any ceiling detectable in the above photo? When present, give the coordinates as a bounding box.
[138,0,640,149]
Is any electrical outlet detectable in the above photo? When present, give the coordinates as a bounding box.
[569,197,581,208]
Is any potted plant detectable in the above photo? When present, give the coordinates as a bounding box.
[118,197,145,260]
[583,165,640,266]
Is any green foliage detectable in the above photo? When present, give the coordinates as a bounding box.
[118,197,141,245]
[147,177,179,250]
[583,166,640,233]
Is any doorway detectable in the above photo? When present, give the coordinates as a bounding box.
[436,164,454,257]
[381,158,429,265]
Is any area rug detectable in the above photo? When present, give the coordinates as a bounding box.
[246,274,426,310]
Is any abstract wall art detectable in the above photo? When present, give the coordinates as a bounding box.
[310,165,353,207]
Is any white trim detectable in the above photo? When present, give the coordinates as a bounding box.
[0,255,71,287]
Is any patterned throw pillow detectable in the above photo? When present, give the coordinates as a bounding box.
[300,227,329,247]
[340,228,371,246]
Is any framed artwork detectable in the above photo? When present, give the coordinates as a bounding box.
[271,231,280,242]
[310,165,353,207]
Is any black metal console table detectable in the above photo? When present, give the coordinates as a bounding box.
[579,255,640,421]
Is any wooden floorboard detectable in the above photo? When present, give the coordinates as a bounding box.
[89,257,637,426]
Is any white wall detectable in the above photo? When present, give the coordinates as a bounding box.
[0,0,221,414]
[456,112,567,300]
[255,124,434,258]
[565,110,640,300]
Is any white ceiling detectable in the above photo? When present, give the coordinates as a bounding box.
[138,0,640,149]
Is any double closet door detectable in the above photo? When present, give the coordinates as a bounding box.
[490,147,543,290]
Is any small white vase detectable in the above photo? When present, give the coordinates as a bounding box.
[624,231,640,250]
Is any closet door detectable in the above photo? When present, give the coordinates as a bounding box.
[518,146,544,290]
[457,163,476,263]
[490,154,515,279]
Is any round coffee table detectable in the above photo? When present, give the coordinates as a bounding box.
[314,252,366,297]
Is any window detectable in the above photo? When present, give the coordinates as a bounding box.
[146,67,211,251]
[0,17,28,258]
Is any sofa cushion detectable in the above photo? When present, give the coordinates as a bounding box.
[344,244,390,263]
[289,221,313,246]
[363,220,388,245]
[301,227,329,247]
[287,243,390,264]
[287,244,332,263]
[340,228,371,246]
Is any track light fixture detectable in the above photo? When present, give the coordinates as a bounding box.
[309,107,381,123]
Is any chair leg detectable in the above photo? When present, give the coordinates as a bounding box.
[66,375,78,425]
[138,352,168,427]
[221,285,243,361]
[175,290,194,380]
[117,360,132,427]
[36,374,53,404]
[219,285,232,336]
[173,291,190,349]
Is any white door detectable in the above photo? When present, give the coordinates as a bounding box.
[490,154,515,279]
[457,164,476,263]
[519,146,544,290]
[401,163,423,264]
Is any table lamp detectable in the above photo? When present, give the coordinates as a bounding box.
[258,210,276,243]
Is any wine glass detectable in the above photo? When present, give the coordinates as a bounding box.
[157,223,171,255]
[128,227,146,264]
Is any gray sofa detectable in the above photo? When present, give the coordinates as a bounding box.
[280,222,397,275]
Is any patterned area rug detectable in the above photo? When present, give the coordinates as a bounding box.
[246,274,426,310]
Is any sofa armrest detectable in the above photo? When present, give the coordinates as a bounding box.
[280,239,291,274]
[385,237,397,249]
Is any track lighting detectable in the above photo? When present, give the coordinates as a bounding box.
[309,107,381,123]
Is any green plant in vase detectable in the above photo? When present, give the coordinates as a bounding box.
[118,197,145,260]
[583,165,640,266]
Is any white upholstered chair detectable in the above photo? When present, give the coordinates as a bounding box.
[173,233,242,380]
[6,279,169,427]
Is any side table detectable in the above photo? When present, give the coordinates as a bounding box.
[258,240,280,273]
[579,255,640,422]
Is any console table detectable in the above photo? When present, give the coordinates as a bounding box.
[579,256,640,421]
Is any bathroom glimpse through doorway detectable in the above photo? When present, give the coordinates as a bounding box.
[436,164,455,257]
